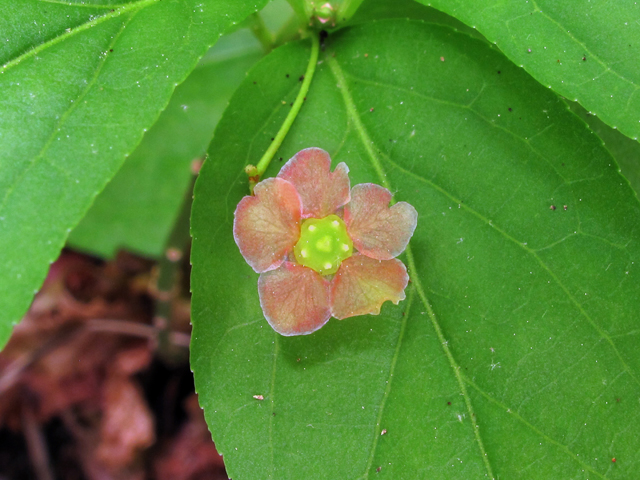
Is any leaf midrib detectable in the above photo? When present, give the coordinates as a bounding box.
[527,0,639,90]
[1,0,160,72]
[269,333,279,478]
[0,12,136,215]
[341,72,570,184]
[326,35,640,476]
[383,154,640,390]
[359,287,413,479]
[326,53,496,479]
[464,375,608,479]
[326,43,639,390]
[37,0,130,8]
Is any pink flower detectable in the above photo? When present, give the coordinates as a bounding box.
[233,148,418,336]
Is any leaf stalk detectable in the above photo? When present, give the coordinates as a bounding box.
[247,12,275,53]
[249,32,320,192]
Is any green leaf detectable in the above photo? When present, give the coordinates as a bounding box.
[0,0,268,347]
[349,0,482,41]
[566,100,640,198]
[417,0,640,142]
[191,21,640,478]
[68,32,263,258]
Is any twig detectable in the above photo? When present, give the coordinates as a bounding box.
[150,163,198,361]
[22,405,54,480]
[86,318,190,348]
[0,325,80,396]
[0,318,190,398]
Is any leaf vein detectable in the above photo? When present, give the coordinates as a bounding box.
[0,13,136,215]
[358,287,413,479]
[36,0,128,7]
[464,376,607,479]
[529,1,640,92]
[341,72,570,183]
[1,0,159,72]
[326,53,496,480]
[380,155,640,390]
[268,333,278,479]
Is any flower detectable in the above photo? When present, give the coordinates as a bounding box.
[233,148,418,336]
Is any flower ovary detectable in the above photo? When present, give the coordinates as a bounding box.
[293,215,353,275]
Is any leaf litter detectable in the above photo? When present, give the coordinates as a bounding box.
[0,250,228,480]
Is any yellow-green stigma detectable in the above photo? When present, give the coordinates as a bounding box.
[293,214,353,275]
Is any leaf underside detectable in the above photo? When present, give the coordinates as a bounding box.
[0,0,268,347]
[191,20,640,479]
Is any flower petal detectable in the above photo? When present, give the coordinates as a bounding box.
[344,183,418,260]
[330,254,409,319]
[258,262,331,336]
[278,147,350,218]
[233,178,301,273]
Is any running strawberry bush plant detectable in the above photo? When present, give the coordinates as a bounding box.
[3,0,640,478]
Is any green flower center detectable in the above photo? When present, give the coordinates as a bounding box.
[293,214,353,275]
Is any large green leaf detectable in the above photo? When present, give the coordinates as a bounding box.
[418,0,640,143]
[0,0,268,347]
[191,20,640,478]
[67,32,263,258]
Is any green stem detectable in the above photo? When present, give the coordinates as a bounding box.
[249,32,320,191]
[336,0,366,23]
[274,12,307,46]
[285,0,312,23]
[247,12,274,53]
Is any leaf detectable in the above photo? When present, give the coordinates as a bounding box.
[191,21,640,479]
[0,0,268,348]
[349,0,483,41]
[566,100,640,198]
[415,0,640,143]
[349,0,456,24]
[68,33,263,258]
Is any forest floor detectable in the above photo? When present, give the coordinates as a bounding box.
[0,249,227,480]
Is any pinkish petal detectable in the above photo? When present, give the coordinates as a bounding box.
[258,262,331,336]
[278,148,350,218]
[233,178,301,273]
[344,184,418,260]
[330,254,408,319]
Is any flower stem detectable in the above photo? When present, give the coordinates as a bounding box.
[249,31,320,192]
[337,0,366,23]
[247,12,274,53]
[274,13,306,46]
[285,0,312,23]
